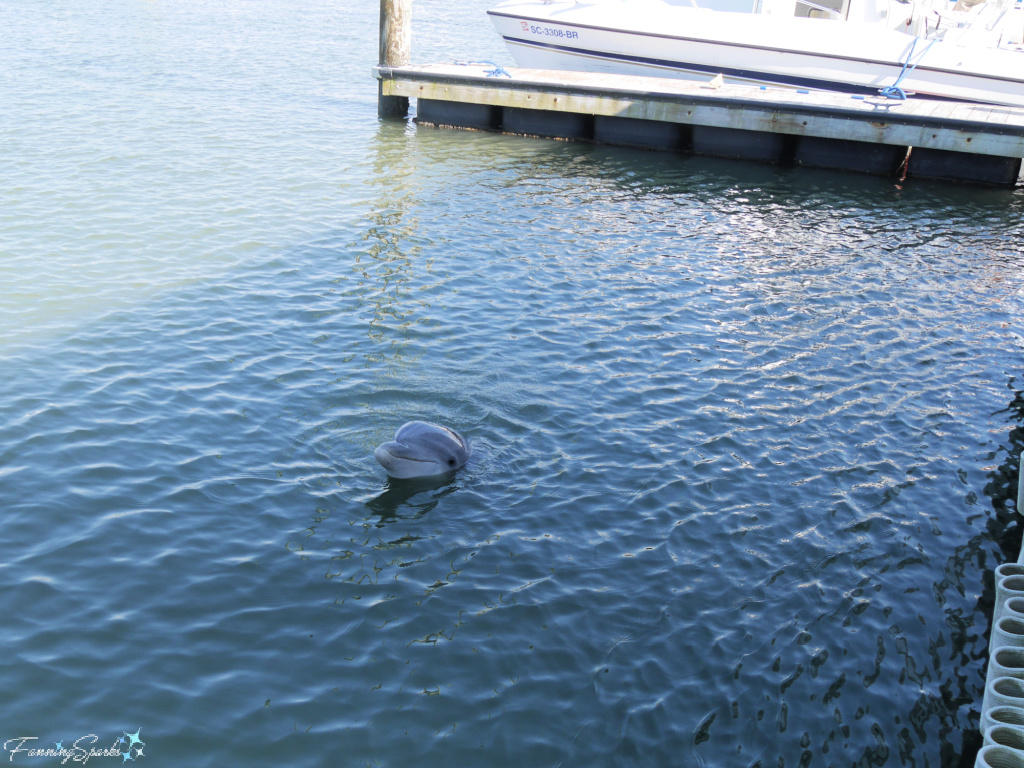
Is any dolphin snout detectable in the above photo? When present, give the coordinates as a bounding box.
[374,445,394,466]
[375,441,413,461]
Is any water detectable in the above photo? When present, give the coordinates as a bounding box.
[2,1,1024,765]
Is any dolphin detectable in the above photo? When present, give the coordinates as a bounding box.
[374,421,470,479]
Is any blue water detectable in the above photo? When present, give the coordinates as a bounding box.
[2,1,1024,765]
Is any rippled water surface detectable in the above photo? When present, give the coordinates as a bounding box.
[3,1,1024,766]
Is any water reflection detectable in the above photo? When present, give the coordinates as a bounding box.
[984,386,1024,563]
[967,384,1024,762]
[928,383,1024,766]
[355,121,434,360]
[363,474,462,524]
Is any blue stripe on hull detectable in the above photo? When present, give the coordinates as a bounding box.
[504,35,883,96]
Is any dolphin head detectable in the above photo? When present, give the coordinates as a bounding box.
[374,421,470,479]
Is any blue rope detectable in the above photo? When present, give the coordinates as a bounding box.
[483,61,512,78]
[879,36,936,100]
[454,60,511,78]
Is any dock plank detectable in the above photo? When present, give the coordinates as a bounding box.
[376,63,1024,183]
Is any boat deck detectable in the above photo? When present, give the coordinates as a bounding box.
[374,63,1024,186]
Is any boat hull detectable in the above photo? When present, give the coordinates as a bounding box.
[488,0,1024,107]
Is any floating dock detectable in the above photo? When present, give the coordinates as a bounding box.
[374,63,1024,187]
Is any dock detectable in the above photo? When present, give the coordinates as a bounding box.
[374,63,1024,187]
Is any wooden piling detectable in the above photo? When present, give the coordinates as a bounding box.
[378,0,412,119]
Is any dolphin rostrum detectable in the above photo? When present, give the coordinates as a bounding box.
[374,421,470,479]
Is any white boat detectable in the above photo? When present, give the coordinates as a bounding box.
[486,0,1024,107]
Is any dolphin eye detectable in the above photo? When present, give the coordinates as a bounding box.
[448,459,456,466]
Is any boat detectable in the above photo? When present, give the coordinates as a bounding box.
[486,0,1024,107]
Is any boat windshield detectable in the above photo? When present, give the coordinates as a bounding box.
[795,0,846,17]
[752,0,847,17]
[683,0,847,15]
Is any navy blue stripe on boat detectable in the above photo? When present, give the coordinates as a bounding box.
[502,36,882,95]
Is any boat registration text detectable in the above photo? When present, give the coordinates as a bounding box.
[520,21,580,39]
